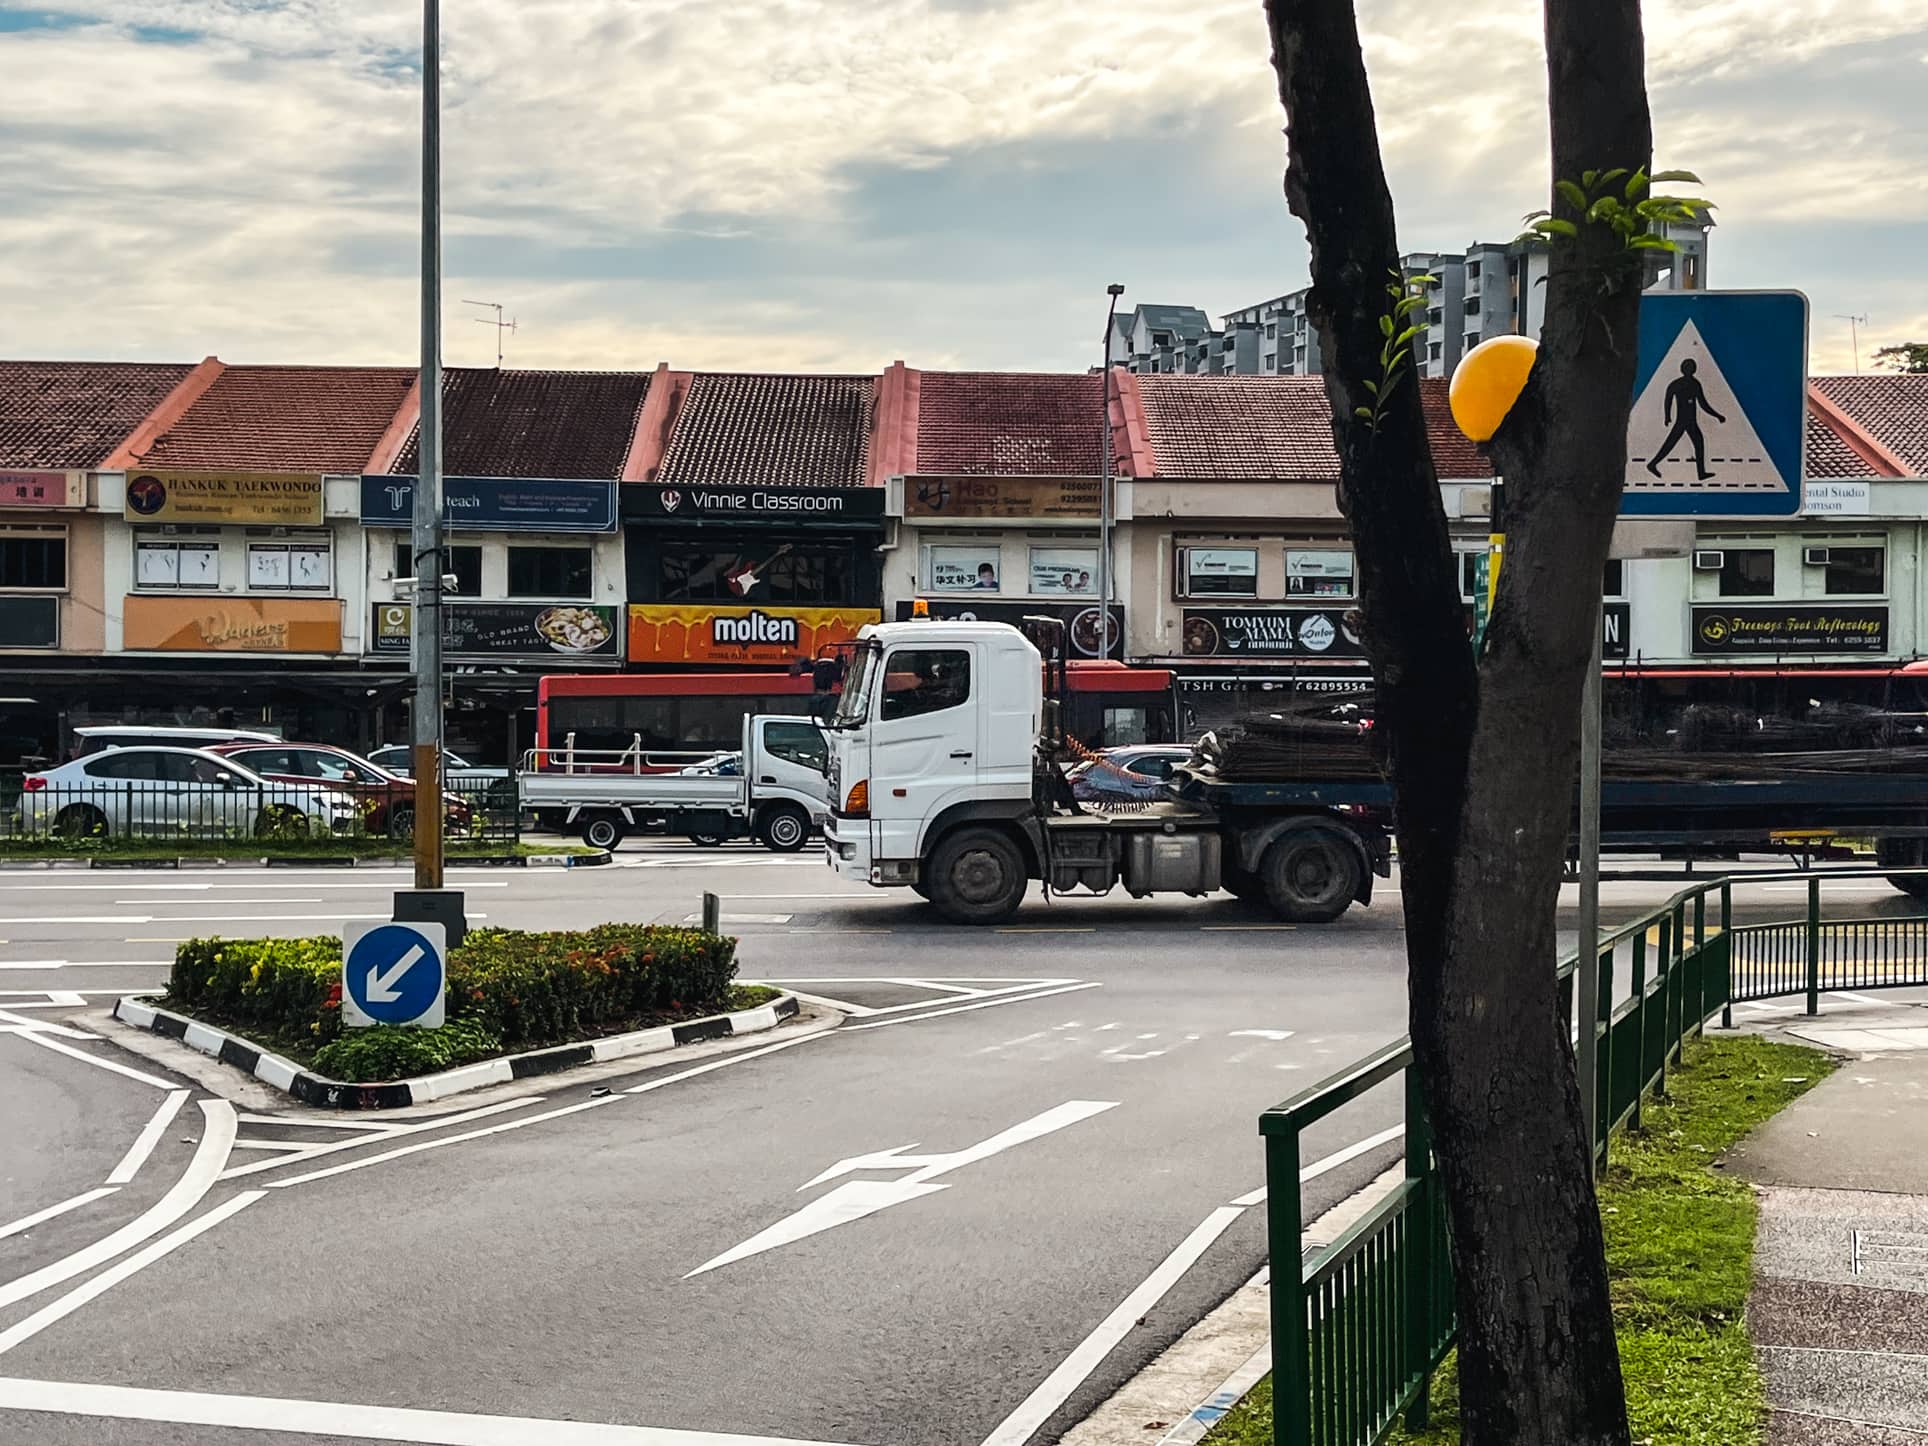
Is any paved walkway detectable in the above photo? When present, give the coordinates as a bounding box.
[1730,1005,1928,1443]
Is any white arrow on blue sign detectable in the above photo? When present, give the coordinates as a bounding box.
[342,920,446,1029]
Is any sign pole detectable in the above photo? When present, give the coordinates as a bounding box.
[395,0,464,944]
[1576,607,1603,1173]
[1097,284,1124,658]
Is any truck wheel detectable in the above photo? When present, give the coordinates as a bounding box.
[1876,837,1928,898]
[1261,830,1361,924]
[686,831,727,848]
[757,803,810,853]
[928,827,1028,925]
[579,813,625,850]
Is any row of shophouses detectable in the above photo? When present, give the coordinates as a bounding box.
[2,356,1925,765]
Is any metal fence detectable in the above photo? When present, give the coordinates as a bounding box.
[1262,866,1928,1446]
[3,777,518,847]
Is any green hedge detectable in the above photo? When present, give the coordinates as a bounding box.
[167,924,738,1072]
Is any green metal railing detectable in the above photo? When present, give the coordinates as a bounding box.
[1262,866,1928,1446]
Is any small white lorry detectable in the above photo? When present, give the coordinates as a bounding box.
[820,620,1390,924]
[520,715,831,852]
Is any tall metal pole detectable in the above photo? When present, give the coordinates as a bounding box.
[411,0,446,893]
[1097,284,1124,659]
[1576,605,1604,1173]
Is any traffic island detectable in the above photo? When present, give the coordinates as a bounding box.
[1196,1036,1836,1446]
[109,923,796,1109]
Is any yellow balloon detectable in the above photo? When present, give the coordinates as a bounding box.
[1449,335,1539,442]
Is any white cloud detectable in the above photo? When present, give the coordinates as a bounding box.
[0,0,1923,373]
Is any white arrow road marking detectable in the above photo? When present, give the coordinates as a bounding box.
[365,944,425,1004]
[687,1099,1118,1277]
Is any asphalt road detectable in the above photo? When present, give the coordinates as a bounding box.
[1,844,1920,1445]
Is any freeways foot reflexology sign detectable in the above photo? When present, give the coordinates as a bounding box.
[1691,605,1887,655]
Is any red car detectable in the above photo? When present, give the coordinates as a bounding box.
[213,743,471,841]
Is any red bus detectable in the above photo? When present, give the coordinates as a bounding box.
[534,662,1177,769]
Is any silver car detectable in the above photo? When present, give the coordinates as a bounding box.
[17,747,360,840]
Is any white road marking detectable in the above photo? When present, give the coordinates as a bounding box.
[980,1205,1249,1446]
[684,913,793,925]
[0,1007,96,1040]
[0,960,171,971]
[1228,1124,1407,1206]
[221,1098,539,1180]
[8,1030,180,1090]
[689,1101,1119,1277]
[0,1191,264,1356]
[1229,1029,1295,1042]
[0,1098,235,1311]
[844,981,1102,1030]
[105,1090,191,1185]
[266,1097,624,1189]
[0,880,511,892]
[116,896,323,906]
[775,990,880,1016]
[0,1377,859,1444]
[0,1188,118,1242]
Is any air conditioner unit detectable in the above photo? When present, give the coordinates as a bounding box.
[1692,549,1725,571]
[1803,546,1831,567]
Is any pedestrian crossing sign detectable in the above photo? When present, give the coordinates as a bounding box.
[1623,290,1807,517]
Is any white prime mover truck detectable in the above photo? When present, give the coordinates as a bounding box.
[821,620,1391,924]
[521,714,831,851]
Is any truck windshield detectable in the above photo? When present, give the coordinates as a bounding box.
[831,644,880,728]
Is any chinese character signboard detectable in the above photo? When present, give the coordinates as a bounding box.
[1,470,83,509]
[904,476,1099,520]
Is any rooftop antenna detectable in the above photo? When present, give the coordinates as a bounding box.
[461,299,517,366]
[1834,313,1868,372]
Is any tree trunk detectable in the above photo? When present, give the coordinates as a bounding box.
[1263,2,1652,1442]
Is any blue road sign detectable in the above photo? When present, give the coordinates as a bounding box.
[1622,291,1808,518]
[342,920,446,1029]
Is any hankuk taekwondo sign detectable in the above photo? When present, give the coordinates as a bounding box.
[342,921,445,1028]
[1622,291,1808,518]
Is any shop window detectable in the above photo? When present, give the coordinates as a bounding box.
[508,546,592,599]
[0,528,67,590]
[393,542,481,596]
[1718,548,1774,598]
[763,721,827,773]
[1603,558,1625,598]
[660,541,853,605]
[1818,545,1884,597]
[1028,546,1097,597]
[881,649,971,721]
[134,533,219,590]
[1285,548,1354,599]
[1178,546,1259,598]
[247,537,332,592]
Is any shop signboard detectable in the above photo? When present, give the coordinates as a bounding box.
[904,475,1099,520]
[371,602,622,660]
[929,545,1002,592]
[123,469,324,526]
[1690,605,1887,656]
[362,475,617,533]
[1,470,83,509]
[124,596,342,653]
[1028,547,1098,596]
[894,599,1124,661]
[623,483,884,522]
[627,604,880,665]
[1602,602,1631,661]
[1181,607,1367,660]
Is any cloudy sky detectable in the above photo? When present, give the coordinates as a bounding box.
[2,0,1923,375]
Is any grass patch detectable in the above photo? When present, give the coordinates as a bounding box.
[1204,1035,1833,1446]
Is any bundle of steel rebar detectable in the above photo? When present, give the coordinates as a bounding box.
[1196,693,1384,782]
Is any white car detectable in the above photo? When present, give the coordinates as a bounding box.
[17,747,361,841]
[366,745,511,787]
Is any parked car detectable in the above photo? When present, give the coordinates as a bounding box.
[70,724,281,758]
[17,747,360,840]
[213,742,471,841]
[1066,744,1197,803]
[366,745,511,787]
[676,753,742,778]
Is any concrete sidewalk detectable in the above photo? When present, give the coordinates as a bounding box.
[1730,1004,1928,1444]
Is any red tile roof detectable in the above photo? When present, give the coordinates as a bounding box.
[396,368,651,479]
[915,371,1103,475]
[659,373,873,487]
[139,365,414,472]
[1133,375,1494,480]
[1811,375,1928,477]
[0,361,193,469]
[1804,403,1879,479]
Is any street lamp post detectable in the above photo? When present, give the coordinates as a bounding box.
[1097,285,1125,659]
[396,0,465,943]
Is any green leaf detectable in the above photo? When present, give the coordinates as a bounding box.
[1586,196,1622,223]
[1353,405,1374,421]
[1627,235,1677,251]
[1396,325,1421,347]
[1379,314,1394,337]
[1534,218,1580,238]
[1582,168,1599,189]
[1650,169,1703,185]
[1624,166,1650,201]
[1556,179,1588,211]
[1521,208,1551,223]
[1599,167,1630,189]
